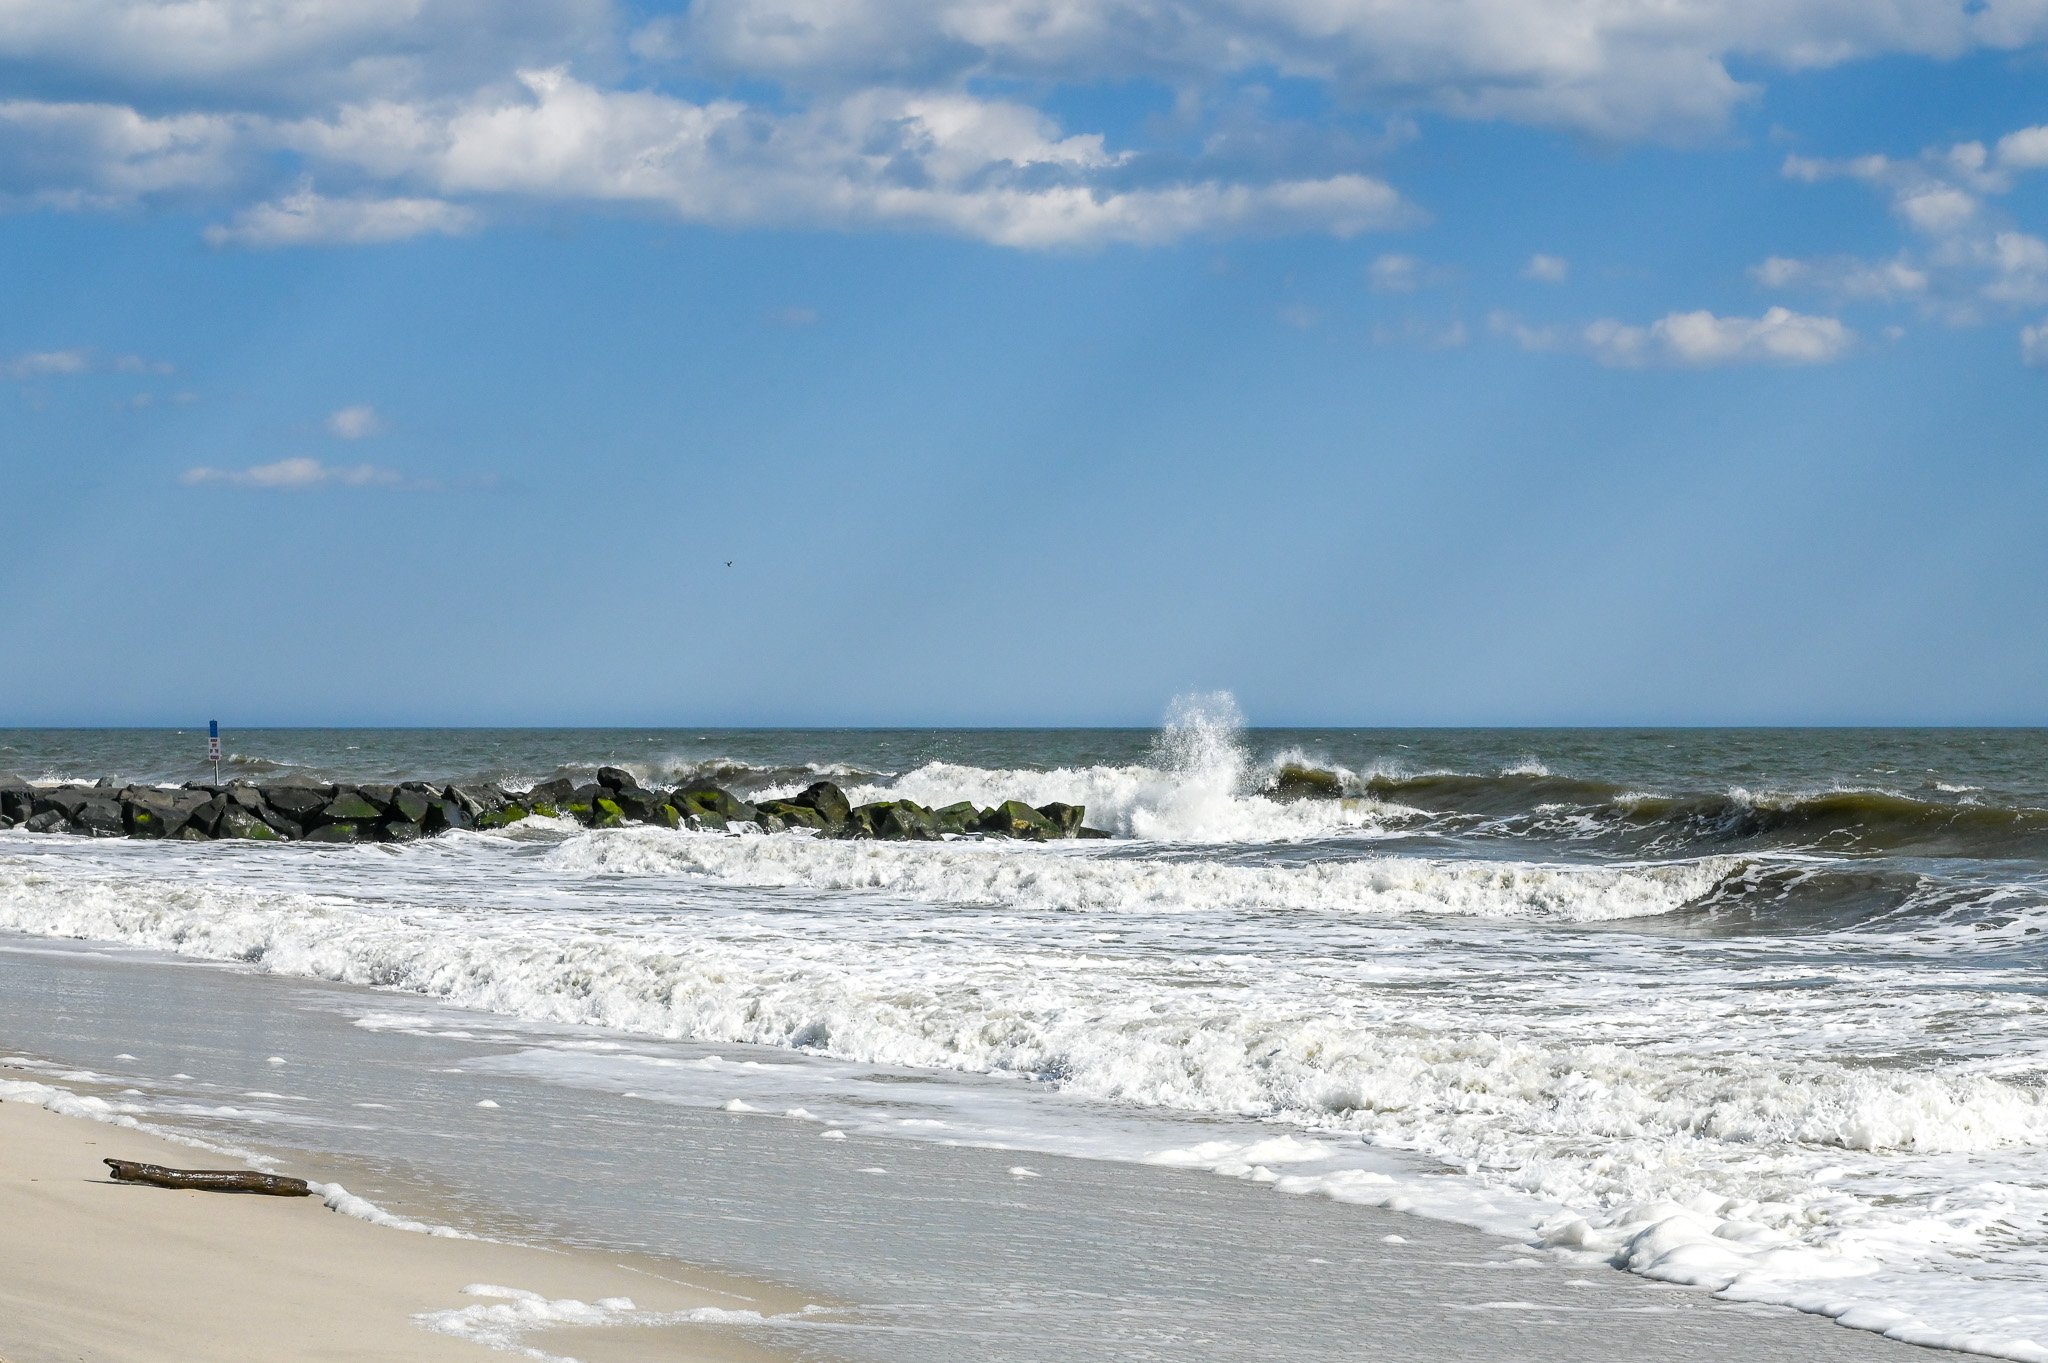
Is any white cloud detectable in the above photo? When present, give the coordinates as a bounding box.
[1775,128,2048,322]
[649,0,2048,142]
[2,348,89,378]
[8,0,2048,256]
[1,346,172,378]
[1522,253,1569,282]
[1492,306,1853,367]
[2023,319,2048,368]
[326,404,385,438]
[270,72,1417,247]
[205,187,476,246]
[1368,253,1419,292]
[180,457,404,489]
[1750,253,1927,300]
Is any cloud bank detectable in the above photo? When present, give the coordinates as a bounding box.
[0,1,2045,249]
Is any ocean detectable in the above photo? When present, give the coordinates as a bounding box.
[4,700,2048,1360]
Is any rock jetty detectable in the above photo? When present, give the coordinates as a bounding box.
[0,769,1112,844]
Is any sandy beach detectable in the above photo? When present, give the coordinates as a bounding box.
[0,1097,808,1363]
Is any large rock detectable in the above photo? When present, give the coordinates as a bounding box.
[933,801,981,835]
[563,783,603,822]
[0,774,31,823]
[122,794,190,839]
[1264,764,1342,801]
[32,788,93,821]
[526,777,575,811]
[357,785,396,813]
[421,799,472,835]
[597,767,633,791]
[847,800,938,840]
[612,787,672,824]
[187,796,232,837]
[1036,802,1085,837]
[382,819,423,842]
[982,800,1056,839]
[260,811,306,839]
[588,797,625,829]
[72,799,126,837]
[303,822,366,843]
[216,806,281,840]
[785,782,852,828]
[756,800,827,831]
[674,786,755,824]
[23,809,66,833]
[316,793,384,826]
[473,803,530,831]
[444,785,503,818]
[262,780,332,822]
[389,789,434,825]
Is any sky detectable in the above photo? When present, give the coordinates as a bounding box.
[3,1,2048,727]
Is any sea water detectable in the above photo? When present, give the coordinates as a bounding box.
[4,701,2048,1359]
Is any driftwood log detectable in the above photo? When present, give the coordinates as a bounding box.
[103,1158,313,1197]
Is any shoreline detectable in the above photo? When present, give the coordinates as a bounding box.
[0,1094,816,1363]
[0,932,1949,1363]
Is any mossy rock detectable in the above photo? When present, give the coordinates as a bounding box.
[474,804,531,830]
[933,801,980,835]
[389,789,433,824]
[590,798,624,829]
[304,822,362,843]
[982,800,1055,839]
[757,800,827,831]
[320,794,384,823]
[217,807,281,840]
[1035,802,1085,837]
[383,820,424,842]
[529,802,560,818]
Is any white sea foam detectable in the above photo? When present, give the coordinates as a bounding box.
[416,1283,768,1359]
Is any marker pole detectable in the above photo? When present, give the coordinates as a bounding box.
[208,720,221,786]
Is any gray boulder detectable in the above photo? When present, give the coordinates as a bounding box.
[597,767,633,791]
[982,800,1056,839]
[24,809,66,833]
[786,782,852,828]
[1036,803,1085,838]
[674,786,755,824]
[123,795,190,839]
[933,802,981,835]
[32,788,93,821]
[73,799,126,836]
[847,800,938,840]
[357,785,396,812]
[217,806,283,840]
[473,803,531,830]
[422,799,472,835]
[0,774,31,823]
[756,800,827,831]
[186,796,231,837]
[612,787,672,824]
[262,781,332,822]
[383,820,423,842]
[389,789,433,825]
[304,822,364,843]
[526,777,574,810]
[316,793,384,826]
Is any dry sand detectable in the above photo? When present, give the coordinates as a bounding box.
[0,1097,812,1363]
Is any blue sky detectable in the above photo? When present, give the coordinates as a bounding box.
[3,1,2047,726]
